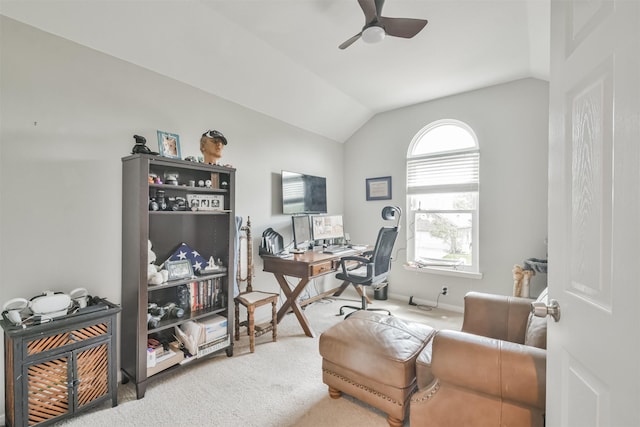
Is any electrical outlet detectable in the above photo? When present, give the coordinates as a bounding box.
[441,286,448,295]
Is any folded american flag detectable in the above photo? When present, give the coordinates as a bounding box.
[166,243,208,272]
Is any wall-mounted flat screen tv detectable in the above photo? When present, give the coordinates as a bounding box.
[282,170,327,214]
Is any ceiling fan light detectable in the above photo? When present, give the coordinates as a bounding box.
[362,26,386,44]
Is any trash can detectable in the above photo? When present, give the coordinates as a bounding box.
[374,281,388,300]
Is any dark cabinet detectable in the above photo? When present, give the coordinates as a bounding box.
[120,154,235,399]
[2,302,120,427]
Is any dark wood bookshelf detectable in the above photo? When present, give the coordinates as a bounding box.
[120,154,236,399]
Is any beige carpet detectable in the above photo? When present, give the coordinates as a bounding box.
[55,295,463,427]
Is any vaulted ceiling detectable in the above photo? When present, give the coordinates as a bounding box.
[0,0,550,142]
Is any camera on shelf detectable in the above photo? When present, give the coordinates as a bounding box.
[156,190,167,210]
[149,190,168,211]
[164,302,184,318]
[147,303,164,329]
[147,313,161,329]
[167,196,187,211]
[147,302,184,329]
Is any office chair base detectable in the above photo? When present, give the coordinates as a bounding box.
[337,304,360,316]
[338,305,391,318]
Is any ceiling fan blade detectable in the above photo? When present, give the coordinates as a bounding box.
[380,17,428,39]
[357,0,377,24]
[374,0,386,17]
[339,32,363,50]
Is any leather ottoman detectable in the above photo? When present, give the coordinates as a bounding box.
[319,311,436,427]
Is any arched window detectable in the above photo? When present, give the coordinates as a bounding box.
[406,119,479,272]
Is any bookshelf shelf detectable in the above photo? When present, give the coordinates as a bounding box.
[120,154,236,399]
[147,270,228,289]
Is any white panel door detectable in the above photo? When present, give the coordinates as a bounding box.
[548,0,640,426]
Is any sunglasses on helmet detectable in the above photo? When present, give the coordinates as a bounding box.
[202,130,227,145]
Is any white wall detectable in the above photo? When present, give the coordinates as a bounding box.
[0,17,344,419]
[343,78,549,307]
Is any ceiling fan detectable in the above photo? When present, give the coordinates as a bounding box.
[339,0,428,50]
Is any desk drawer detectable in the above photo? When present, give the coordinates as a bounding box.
[310,261,333,276]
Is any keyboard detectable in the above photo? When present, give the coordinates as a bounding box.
[323,246,353,255]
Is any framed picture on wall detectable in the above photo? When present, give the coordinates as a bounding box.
[366,176,392,201]
[157,130,181,159]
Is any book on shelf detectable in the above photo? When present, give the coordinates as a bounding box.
[197,335,230,358]
[187,278,224,312]
[210,173,220,189]
[177,336,230,363]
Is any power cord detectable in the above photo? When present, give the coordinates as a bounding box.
[408,287,448,311]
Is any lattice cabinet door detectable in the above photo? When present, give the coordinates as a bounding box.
[75,342,111,409]
[24,353,72,425]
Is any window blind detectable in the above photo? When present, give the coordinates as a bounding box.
[407,150,479,194]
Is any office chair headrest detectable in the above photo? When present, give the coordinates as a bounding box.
[382,206,402,228]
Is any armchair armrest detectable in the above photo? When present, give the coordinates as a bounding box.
[431,330,546,410]
[461,291,533,343]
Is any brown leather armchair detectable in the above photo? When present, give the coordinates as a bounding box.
[410,291,547,427]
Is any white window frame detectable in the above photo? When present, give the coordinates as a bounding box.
[406,119,480,276]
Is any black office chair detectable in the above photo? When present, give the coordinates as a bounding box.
[336,206,401,317]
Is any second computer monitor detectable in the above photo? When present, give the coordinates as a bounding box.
[292,215,312,250]
[311,214,344,243]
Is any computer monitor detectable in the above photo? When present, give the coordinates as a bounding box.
[311,215,344,243]
[292,215,312,250]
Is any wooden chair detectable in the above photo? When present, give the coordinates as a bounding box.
[234,217,278,353]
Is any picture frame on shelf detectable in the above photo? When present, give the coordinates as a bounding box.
[165,259,194,281]
[366,176,392,201]
[187,194,224,211]
[157,130,181,159]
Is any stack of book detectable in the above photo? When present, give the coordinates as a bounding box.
[147,342,184,376]
[187,278,224,311]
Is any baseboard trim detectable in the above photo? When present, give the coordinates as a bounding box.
[389,292,463,313]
